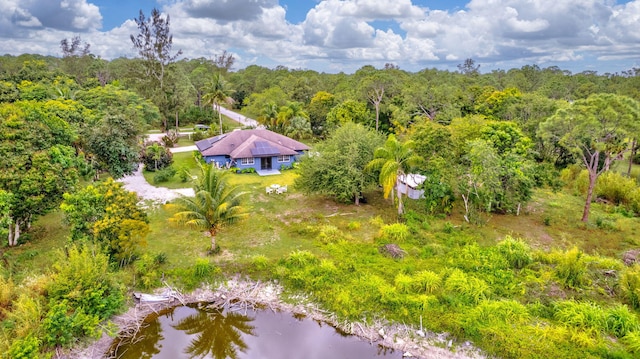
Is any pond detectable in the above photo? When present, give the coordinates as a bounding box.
[112,302,403,359]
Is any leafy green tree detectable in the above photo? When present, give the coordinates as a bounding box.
[60,178,149,265]
[76,84,161,127]
[326,100,371,130]
[307,91,336,136]
[367,134,423,215]
[202,73,234,135]
[409,121,456,214]
[296,122,384,204]
[168,164,249,251]
[0,101,81,246]
[538,93,640,222]
[86,114,143,178]
[0,190,11,240]
[242,86,289,119]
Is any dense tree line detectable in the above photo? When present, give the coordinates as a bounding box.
[1,7,640,357]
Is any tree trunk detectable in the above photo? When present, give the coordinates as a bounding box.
[582,171,597,222]
[397,190,404,216]
[375,102,380,131]
[628,139,637,177]
[175,111,179,134]
[217,103,223,135]
[8,220,20,247]
[355,192,360,205]
[210,235,216,251]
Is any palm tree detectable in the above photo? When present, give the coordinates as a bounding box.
[258,102,280,131]
[168,163,248,251]
[367,134,423,216]
[202,74,234,135]
[173,303,255,359]
[146,143,164,171]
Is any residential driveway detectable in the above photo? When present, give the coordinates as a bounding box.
[118,165,194,203]
[124,107,254,203]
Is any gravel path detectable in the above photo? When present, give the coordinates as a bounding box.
[118,165,194,203]
[125,107,252,202]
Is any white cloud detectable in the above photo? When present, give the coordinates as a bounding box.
[0,0,639,74]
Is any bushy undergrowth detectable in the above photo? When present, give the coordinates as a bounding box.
[1,244,124,356]
[271,223,640,358]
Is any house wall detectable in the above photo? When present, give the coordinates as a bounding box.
[204,155,232,169]
[204,153,303,171]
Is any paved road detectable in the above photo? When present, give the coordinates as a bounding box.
[219,106,261,128]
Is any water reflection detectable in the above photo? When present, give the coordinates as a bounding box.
[173,302,255,359]
[114,303,401,359]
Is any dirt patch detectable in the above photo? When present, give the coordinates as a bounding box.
[62,278,484,359]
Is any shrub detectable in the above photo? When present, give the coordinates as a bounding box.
[140,143,173,171]
[622,331,640,354]
[497,236,532,269]
[595,171,637,206]
[193,258,215,279]
[177,165,191,182]
[619,265,640,309]
[553,247,590,289]
[48,244,124,320]
[378,223,410,242]
[240,167,256,174]
[250,255,270,272]
[462,299,531,337]
[317,225,342,244]
[0,275,17,312]
[605,304,640,337]
[346,221,361,231]
[6,333,40,359]
[285,250,318,268]
[394,273,414,294]
[443,269,489,305]
[553,300,604,331]
[161,130,179,147]
[42,300,100,347]
[413,270,442,294]
[134,254,161,289]
[153,166,177,183]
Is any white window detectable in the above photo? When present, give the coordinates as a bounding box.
[277,155,291,162]
[240,157,254,165]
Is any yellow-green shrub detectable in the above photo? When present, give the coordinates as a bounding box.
[316,225,342,244]
[497,236,532,269]
[595,171,637,205]
[413,270,442,294]
[394,273,413,294]
[443,269,489,305]
[552,247,591,289]
[378,223,410,242]
[619,264,640,309]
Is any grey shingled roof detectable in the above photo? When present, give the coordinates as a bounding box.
[196,129,309,158]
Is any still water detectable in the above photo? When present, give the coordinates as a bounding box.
[113,302,402,359]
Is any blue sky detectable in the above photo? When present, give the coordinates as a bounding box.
[1,0,639,74]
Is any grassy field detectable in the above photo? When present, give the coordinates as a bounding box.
[6,163,640,358]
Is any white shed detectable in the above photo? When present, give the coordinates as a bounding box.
[397,173,426,200]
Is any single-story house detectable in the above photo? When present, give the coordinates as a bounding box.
[195,129,309,173]
[397,173,426,199]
